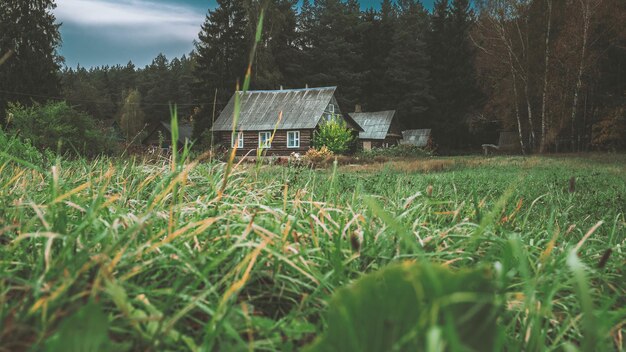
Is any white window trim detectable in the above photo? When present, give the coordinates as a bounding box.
[287,130,300,148]
[231,131,244,148]
[259,131,272,149]
[328,103,335,113]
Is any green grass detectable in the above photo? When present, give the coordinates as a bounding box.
[0,153,624,351]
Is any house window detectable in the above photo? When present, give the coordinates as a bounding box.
[287,131,300,148]
[259,131,272,148]
[231,131,244,148]
[328,103,335,113]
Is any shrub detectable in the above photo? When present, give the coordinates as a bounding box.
[304,146,334,167]
[7,101,117,157]
[0,127,49,165]
[312,116,355,154]
[592,106,625,151]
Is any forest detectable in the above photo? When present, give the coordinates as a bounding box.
[1,0,624,153]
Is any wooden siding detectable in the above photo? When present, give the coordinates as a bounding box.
[219,130,313,156]
[360,136,402,149]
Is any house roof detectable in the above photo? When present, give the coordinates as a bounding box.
[143,122,193,145]
[161,122,193,144]
[211,86,338,132]
[349,110,397,140]
[401,129,431,147]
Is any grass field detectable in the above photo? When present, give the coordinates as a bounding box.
[0,153,624,351]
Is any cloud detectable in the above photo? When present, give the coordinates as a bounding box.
[55,0,205,42]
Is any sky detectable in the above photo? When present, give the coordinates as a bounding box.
[55,0,435,69]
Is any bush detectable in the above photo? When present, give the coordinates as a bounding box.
[312,116,355,154]
[7,101,117,157]
[358,144,432,159]
[592,106,625,151]
[0,127,50,166]
[304,146,334,167]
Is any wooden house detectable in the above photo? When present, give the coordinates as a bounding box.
[349,110,402,150]
[143,121,193,149]
[211,86,362,156]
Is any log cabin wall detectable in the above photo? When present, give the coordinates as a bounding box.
[219,130,313,156]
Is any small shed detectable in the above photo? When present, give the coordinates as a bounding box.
[401,129,431,148]
[143,122,193,149]
[481,131,522,155]
[349,110,402,150]
[211,86,362,156]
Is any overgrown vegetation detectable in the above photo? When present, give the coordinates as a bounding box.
[7,101,117,157]
[0,153,624,350]
[357,144,432,158]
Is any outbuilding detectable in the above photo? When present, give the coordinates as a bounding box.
[349,110,402,150]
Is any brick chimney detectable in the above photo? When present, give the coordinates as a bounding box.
[354,104,362,113]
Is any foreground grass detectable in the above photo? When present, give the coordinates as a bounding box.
[0,154,624,351]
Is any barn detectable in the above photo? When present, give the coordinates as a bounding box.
[349,110,402,150]
[211,86,362,156]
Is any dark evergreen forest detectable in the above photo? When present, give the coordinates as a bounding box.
[1,0,624,151]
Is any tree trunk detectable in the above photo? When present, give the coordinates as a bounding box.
[525,83,535,150]
[523,17,535,151]
[539,0,552,153]
[570,0,592,152]
[509,52,526,155]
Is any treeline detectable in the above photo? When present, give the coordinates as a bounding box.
[192,0,478,148]
[1,0,624,153]
[60,55,196,128]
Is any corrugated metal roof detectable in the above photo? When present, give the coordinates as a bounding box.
[211,87,338,131]
[349,110,396,140]
[401,129,431,147]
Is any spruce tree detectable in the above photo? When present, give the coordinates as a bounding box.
[248,0,299,90]
[303,0,362,108]
[0,0,61,123]
[384,0,431,128]
[428,0,480,149]
[141,53,172,126]
[358,0,398,112]
[193,0,250,137]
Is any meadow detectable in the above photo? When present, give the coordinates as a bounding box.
[0,153,624,351]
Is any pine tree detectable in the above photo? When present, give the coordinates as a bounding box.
[248,0,299,90]
[293,0,317,86]
[141,53,173,126]
[0,0,61,123]
[358,0,398,112]
[428,0,480,149]
[384,0,431,128]
[303,0,362,108]
[193,0,250,138]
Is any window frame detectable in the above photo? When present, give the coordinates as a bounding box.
[258,131,272,149]
[287,130,300,148]
[231,131,244,148]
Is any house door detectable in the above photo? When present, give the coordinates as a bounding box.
[363,141,372,151]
